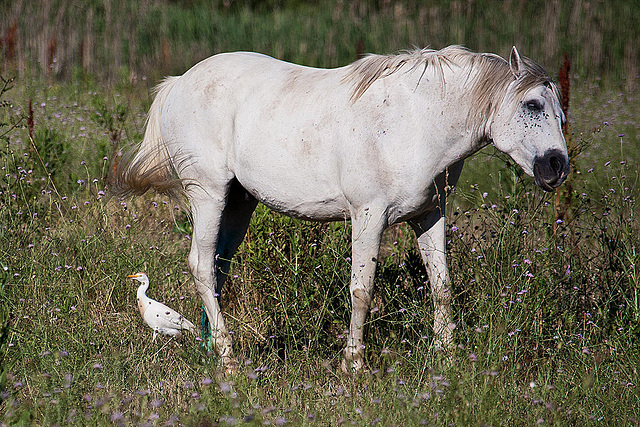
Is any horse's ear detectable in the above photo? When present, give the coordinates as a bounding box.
[509,46,523,77]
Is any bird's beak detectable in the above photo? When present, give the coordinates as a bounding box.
[127,274,139,279]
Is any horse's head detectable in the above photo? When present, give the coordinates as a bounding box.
[490,47,569,191]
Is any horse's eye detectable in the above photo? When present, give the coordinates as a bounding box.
[525,100,543,112]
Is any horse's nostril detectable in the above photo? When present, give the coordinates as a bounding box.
[550,156,563,174]
[533,150,569,192]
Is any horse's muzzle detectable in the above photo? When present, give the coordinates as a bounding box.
[533,149,570,192]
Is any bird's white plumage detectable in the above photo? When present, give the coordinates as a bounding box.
[127,273,196,340]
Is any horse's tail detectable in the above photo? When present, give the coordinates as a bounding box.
[111,76,183,200]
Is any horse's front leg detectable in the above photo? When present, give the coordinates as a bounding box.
[410,209,454,353]
[342,205,387,373]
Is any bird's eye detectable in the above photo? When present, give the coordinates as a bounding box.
[525,100,543,112]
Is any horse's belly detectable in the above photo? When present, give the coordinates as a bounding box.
[258,193,350,222]
[234,162,349,221]
[240,176,349,221]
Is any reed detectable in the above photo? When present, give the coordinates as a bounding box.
[1,0,638,85]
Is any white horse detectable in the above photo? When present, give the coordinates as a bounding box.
[114,45,569,372]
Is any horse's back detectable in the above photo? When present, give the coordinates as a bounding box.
[160,53,355,219]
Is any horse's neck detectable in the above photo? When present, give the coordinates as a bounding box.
[429,70,491,156]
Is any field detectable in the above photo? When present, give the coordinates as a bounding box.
[1,1,639,425]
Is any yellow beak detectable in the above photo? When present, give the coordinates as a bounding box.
[127,274,139,278]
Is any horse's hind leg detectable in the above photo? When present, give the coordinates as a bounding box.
[214,179,258,293]
[187,186,236,371]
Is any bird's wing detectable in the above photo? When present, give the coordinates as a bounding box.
[143,300,194,331]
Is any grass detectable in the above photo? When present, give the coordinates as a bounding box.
[1,1,639,424]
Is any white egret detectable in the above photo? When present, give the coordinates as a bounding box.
[127,273,196,340]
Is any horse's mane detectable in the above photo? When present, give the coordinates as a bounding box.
[344,45,559,138]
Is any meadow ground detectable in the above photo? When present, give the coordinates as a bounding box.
[1,1,639,425]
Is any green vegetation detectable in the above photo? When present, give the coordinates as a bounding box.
[1,1,639,425]
[2,0,639,84]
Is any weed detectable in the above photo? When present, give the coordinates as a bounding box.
[0,2,639,423]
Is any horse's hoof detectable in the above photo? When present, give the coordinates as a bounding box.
[221,357,240,376]
[340,357,366,374]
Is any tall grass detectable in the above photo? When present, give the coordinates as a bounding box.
[1,0,639,86]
